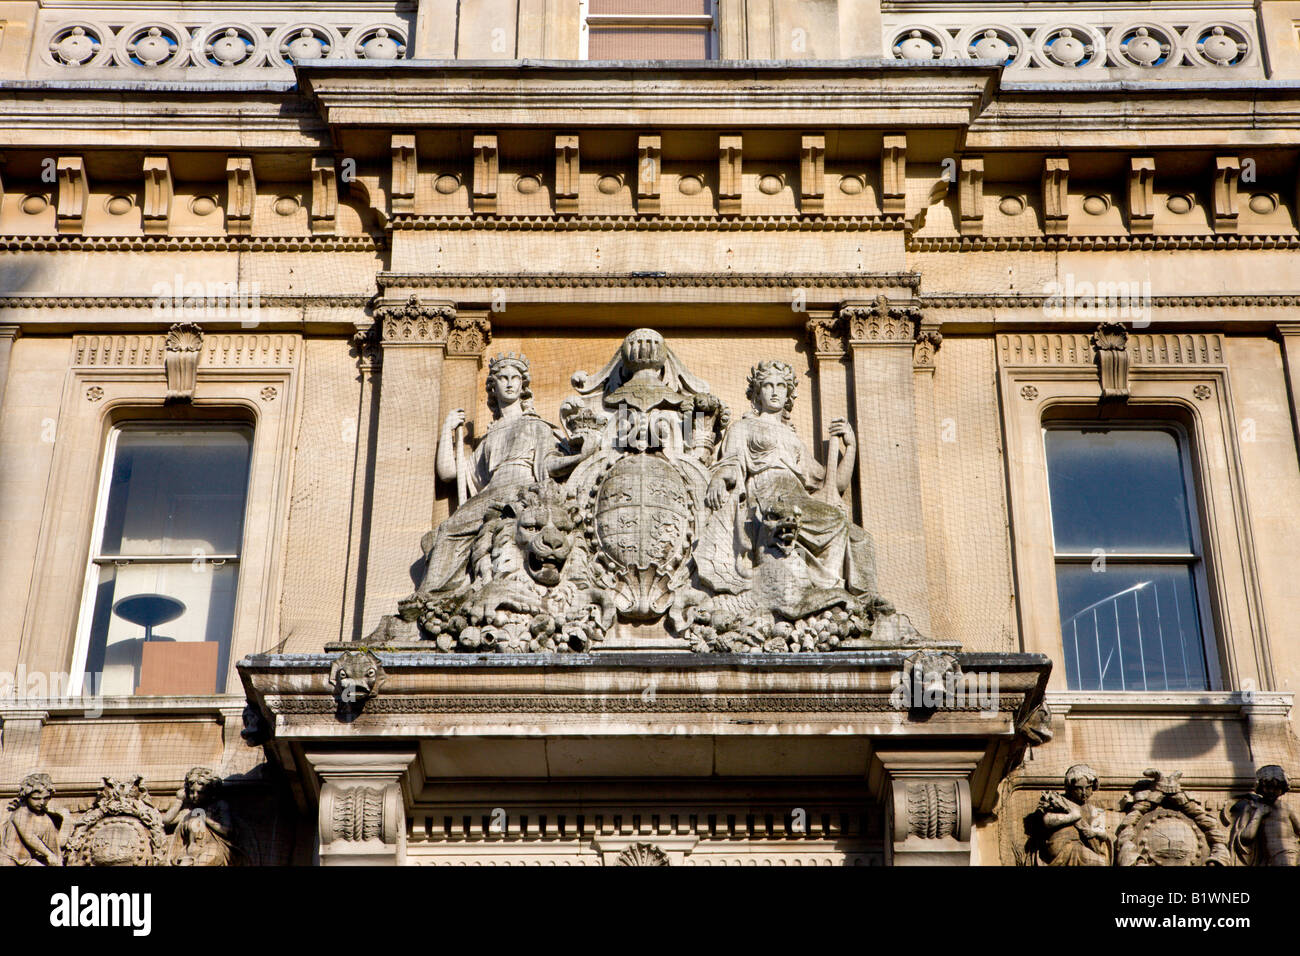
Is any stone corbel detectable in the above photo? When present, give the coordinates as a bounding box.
[164,322,203,403]
[225,157,255,236]
[373,294,454,346]
[800,133,826,215]
[55,157,88,234]
[310,155,338,235]
[718,133,742,217]
[1042,157,1069,235]
[842,294,920,345]
[913,321,943,373]
[1128,157,1155,234]
[0,324,20,409]
[142,156,172,236]
[447,309,492,359]
[0,707,49,779]
[1091,321,1130,401]
[555,134,579,216]
[305,751,416,866]
[636,134,661,215]
[390,134,417,215]
[805,311,844,358]
[472,134,498,215]
[1213,156,1240,233]
[880,134,906,216]
[958,156,983,236]
[876,751,977,865]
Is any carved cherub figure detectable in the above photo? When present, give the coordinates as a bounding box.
[162,767,235,866]
[0,772,63,866]
[1030,764,1113,866]
[1229,765,1300,866]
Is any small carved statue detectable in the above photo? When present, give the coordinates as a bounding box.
[162,768,236,866]
[701,360,875,603]
[418,351,593,595]
[1027,764,1113,866]
[1228,765,1300,866]
[0,772,63,866]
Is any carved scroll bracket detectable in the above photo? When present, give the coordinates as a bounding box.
[305,750,416,866]
[1091,321,1130,401]
[164,321,203,402]
[876,751,978,865]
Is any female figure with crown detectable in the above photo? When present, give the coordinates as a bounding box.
[418,352,593,595]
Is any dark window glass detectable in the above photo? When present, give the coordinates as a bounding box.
[1046,426,1210,691]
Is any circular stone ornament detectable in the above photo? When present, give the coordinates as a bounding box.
[596,175,622,195]
[21,194,49,215]
[190,195,218,216]
[839,176,865,196]
[998,195,1025,216]
[515,175,542,195]
[434,174,460,195]
[757,174,783,195]
[1248,193,1277,215]
[1165,194,1193,214]
[677,175,704,196]
[1082,194,1110,215]
[105,195,134,215]
[273,196,300,216]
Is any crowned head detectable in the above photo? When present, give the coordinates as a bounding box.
[486,352,533,415]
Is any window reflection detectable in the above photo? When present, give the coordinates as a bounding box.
[81,425,252,695]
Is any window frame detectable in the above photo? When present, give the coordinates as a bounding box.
[995,330,1271,697]
[578,0,720,60]
[70,419,255,696]
[1041,418,1221,691]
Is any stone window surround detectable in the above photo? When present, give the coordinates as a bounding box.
[17,342,299,697]
[998,338,1271,696]
[577,0,720,60]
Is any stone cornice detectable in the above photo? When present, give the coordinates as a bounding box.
[908,234,1300,251]
[0,236,386,253]
[390,214,906,232]
[377,272,923,291]
[298,60,996,128]
[923,293,1300,309]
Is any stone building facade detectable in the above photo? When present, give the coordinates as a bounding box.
[2,0,1300,867]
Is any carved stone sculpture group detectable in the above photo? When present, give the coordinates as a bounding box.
[1025,764,1300,866]
[0,768,241,867]
[370,329,921,653]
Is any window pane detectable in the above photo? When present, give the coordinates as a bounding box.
[590,0,711,14]
[100,425,252,556]
[589,25,710,58]
[1056,564,1208,691]
[1045,428,1193,554]
[83,562,239,695]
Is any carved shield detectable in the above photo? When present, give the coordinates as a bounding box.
[594,455,692,571]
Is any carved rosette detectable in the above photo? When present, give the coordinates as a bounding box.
[65,776,168,867]
[374,295,454,345]
[1115,769,1229,866]
[1091,321,1131,401]
[164,321,203,402]
[843,295,922,344]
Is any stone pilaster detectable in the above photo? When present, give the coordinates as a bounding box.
[360,296,452,635]
[843,296,931,634]
[1278,323,1300,462]
[306,751,416,866]
[804,311,850,513]
[0,325,20,412]
[876,750,977,866]
[0,706,47,783]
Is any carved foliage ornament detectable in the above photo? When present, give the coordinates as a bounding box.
[614,842,670,866]
[374,294,455,345]
[164,321,203,402]
[1091,321,1130,401]
[843,295,922,344]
